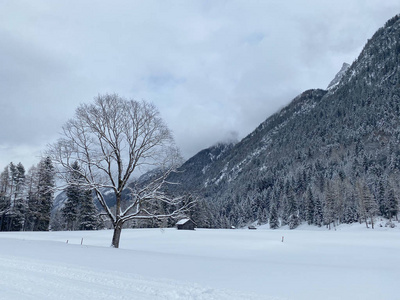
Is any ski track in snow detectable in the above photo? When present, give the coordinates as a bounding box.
[0,255,277,300]
[1,225,399,300]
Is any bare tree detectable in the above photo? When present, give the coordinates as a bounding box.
[47,94,192,248]
[357,179,378,229]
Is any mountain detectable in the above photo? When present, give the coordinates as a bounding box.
[52,15,400,230]
[327,62,350,89]
[166,142,236,194]
[170,14,400,229]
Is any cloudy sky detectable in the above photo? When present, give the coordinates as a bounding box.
[1,1,399,169]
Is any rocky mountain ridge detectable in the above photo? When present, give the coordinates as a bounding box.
[172,14,400,229]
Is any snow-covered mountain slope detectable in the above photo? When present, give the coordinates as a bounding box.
[165,14,400,229]
[165,141,236,194]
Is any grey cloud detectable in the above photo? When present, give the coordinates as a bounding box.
[0,0,399,168]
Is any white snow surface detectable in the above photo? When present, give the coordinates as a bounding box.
[0,222,399,300]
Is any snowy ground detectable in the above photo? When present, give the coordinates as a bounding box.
[0,221,399,300]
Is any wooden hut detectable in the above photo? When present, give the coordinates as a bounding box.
[176,218,195,230]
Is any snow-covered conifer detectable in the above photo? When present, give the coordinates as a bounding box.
[79,189,100,230]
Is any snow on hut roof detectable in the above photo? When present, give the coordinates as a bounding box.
[176,218,190,225]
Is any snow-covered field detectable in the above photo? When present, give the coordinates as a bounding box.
[0,222,399,300]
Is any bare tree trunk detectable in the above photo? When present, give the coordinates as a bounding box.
[111,192,123,248]
[370,215,374,229]
[111,220,123,248]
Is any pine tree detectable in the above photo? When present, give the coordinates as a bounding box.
[285,185,300,229]
[0,166,11,230]
[79,189,99,230]
[8,199,25,231]
[288,213,300,229]
[34,157,55,231]
[62,161,83,230]
[258,207,268,225]
[305,188,315,225]
[324,183,336,229]
[269,199,280,229]
[314,194,323,227]
[50,210,65,231]
[0,163,27,231]
[193,200,210,228]
[377,180,387,217]
[0,190,9,216]
[8,162,17,207]
[62,194,79,230]
[9,163,26,231]
[386,187,398,222]
[357,180,378,229]
[281,196,289,226]
[343,192,359,224]
[25,166,40,231]
[15,163,26,202]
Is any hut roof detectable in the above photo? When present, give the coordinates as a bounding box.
[176,218,190,225]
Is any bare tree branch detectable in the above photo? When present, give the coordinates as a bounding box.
[47,94,189,248]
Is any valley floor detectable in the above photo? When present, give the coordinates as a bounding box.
[0,222,399,299]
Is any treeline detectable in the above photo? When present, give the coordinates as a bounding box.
[210,154,399,230]
[182,141,400,230]
[51,161,102,231]
[0,158,101,232]
[0,157,55,231]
